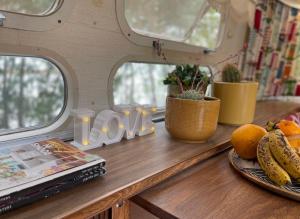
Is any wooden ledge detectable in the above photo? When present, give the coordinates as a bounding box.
[2,100,299,219]
[133,151,300,219]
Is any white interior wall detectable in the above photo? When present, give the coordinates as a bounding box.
[0,0,248,139]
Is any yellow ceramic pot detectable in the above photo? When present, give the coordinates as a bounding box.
[165,97,220,143]
[213,82,258,125]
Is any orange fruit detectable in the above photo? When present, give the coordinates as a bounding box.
[231,124,267,159]
[289,139,300,148]
[287,135,300,148]
[277,120,300,136]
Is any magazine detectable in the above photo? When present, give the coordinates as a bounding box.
[0,165,106,214]
[0,139,105,196]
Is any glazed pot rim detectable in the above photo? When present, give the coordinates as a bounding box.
[213,81,258,85]
[167,96,220,102]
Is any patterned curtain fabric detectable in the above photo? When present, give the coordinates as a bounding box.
[242,0,300,98]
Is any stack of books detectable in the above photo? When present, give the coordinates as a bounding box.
[0,139,106,214]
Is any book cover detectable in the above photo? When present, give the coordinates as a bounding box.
[0,164,106,205]
[0,165,106,214]
[0,139,105,196]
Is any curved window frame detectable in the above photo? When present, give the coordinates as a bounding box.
[0,0,61,16]
[116,0,230,53]
[108,57,213,119]
[0,49,75,142]
[0,0,77,31]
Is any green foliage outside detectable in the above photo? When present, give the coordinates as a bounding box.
[114,1,221,108]
[0,0,57,15]
[113,63,210,108]
[0,0,223,132]
[0,56,65,133]
[125,0,221,49]
[113,63,174,108]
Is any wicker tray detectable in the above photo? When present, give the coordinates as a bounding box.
[228,149,300,201]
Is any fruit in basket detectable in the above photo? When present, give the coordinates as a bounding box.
[287,136,300,149]
[276,120,300,136]
[231,124,267,159]
[269,130,300,180]
[257,133,291,186]
[266,120,300,150]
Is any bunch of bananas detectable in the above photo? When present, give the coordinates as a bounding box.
[257,129,300,186]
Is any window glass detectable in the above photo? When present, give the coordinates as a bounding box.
[0,0,58,15]
[185,8,221,48]
[0,56,65,135]
[113,62,210,108]
[124,0,224,49]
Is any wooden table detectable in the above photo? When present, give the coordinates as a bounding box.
[133,151,300,219]
[1,101,299,219]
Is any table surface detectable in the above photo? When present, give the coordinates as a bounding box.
[134,151,300,219]
[2,100,299,219]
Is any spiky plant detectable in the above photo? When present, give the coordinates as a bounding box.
[176,90,204,100]
[222,64,241,83]
[164,64,210,101]
[163,64,210,91]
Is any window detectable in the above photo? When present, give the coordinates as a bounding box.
[0,0,59,15]
[123,0,227,49]
[112,62,210,109]
[0,56,66,135]
[0,0,74,31]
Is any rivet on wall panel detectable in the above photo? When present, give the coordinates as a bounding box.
[227,31,233,39]
[92,0,103,7]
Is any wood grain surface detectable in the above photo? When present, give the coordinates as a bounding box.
[111,200,130,219]
[229,149,300,202]
[134,151,300,219]
[1,101,299,219]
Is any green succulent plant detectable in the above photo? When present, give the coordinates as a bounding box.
[222,64,241,83]
[176,90,204,100]
[163,64,210,100]
[163,64,210,90]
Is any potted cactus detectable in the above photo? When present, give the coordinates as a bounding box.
[213,64,258,125]
[165,65,220,143]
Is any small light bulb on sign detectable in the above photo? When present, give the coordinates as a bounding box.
[82,117,90,123]
[151,107,157,112]
[101,127,108,133]
[72,105,157,150]
[71,109,95,149]
[124,111,130,116]
[82,140,89,146]
[142,111,148,116]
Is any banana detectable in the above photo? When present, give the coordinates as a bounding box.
[269,130,300,181]
[257,133,291,186]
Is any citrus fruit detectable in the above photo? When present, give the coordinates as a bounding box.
[231,124,267,159]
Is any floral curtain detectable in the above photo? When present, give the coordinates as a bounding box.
[243,0,300,98]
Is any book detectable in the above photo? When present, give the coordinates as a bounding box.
[0,138,105,199]
[0,164,106,205]
[0,165,106,214]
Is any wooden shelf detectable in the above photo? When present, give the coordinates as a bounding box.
[133,151,300,219]
[1,100,299,219]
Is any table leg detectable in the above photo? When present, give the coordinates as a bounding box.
[112,200,130,219]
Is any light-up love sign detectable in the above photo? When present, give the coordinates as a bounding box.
[71,104,157,150]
